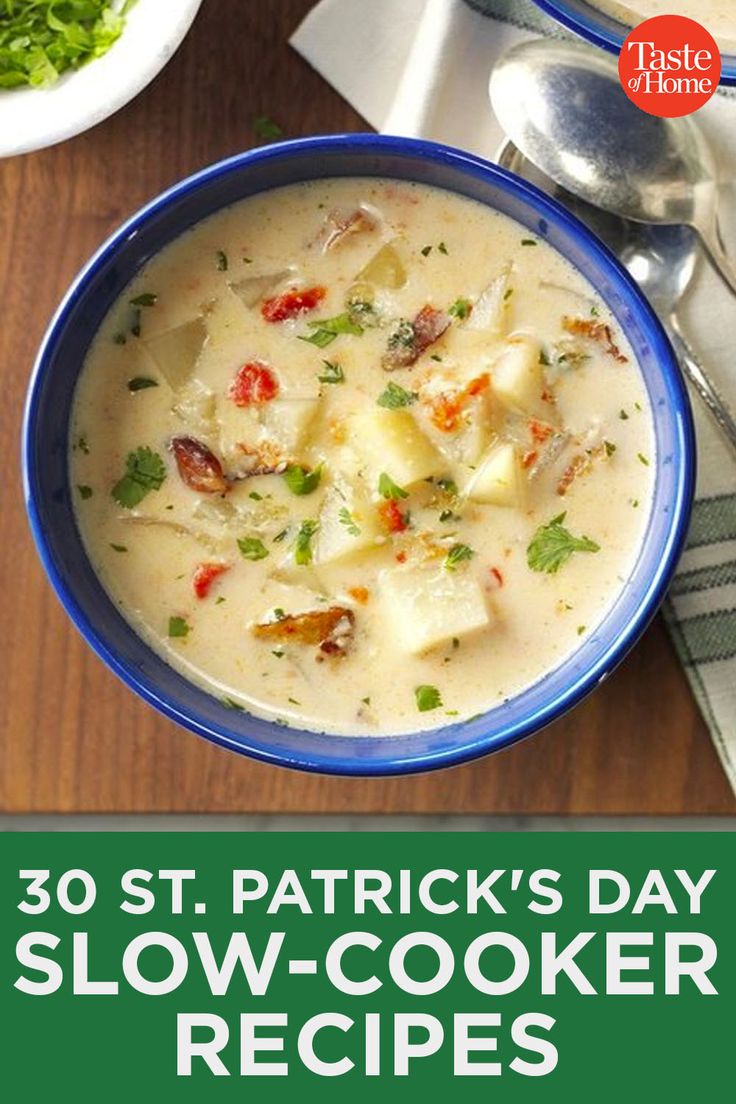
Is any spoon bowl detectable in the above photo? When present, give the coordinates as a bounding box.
[497,138,736,454]
[490,38,736,295]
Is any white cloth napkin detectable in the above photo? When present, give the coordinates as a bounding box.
[292,0,736,793]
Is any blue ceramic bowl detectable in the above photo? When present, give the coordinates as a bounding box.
[533,0,736,84]
[22,134,695,775]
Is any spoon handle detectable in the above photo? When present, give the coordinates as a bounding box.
[667,313,736,458]
[697,220,736,298]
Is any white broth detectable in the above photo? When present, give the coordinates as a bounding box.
[593,0,736,52]
[70,178,654,736]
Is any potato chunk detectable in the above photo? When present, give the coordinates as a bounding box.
[260,397,320,454]
[466,441,523,508]
[379,565,491,654]
[492,335,545,415]
[348,409,443,486]
[315,482,383,565]
[143,318,208,390]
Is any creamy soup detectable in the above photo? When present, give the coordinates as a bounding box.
[71,178,654,736]
[593,0,736,52]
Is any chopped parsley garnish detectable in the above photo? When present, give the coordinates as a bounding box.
[272,649,285,658]
[300,313,363,348]
[282,463,322,496]
[294,519,319,566]
[377,381,416,409]
[521,238,538,246]
[387,319,415,352]
[338,507,361,536]
[539,348,551,366]
[445,543,474,570]
[577,625,586,635]
[111,447,166,509]
[619,408,629,420]
[130,292,157,308]
[527,512,600,574]
[272,529,289,543]
[634,401,642,412]
[273,608,286,620]
[415,684,443,712]
[112,332,127,345]
[168,616,190,639]
[637,452,650,466]
[77,484,93,500]
[438,241,448,255]
[361,696,371,706]
[378,472,408,500]
[110,543,127,553]
[216,250,228,271]
[318,360,345,384]
[77,435,90,454]
[215,596,226,605]
[254,114,283,140]
[127,377,159,392]
[448,297,472,320]
[237,536,269,561]
[437,477,458,496]
[503,287,514,301]
[249,491,263,501]
[421,245,433,257]
[603,440,616,457]
[0,2,130,90]
[439,509,454,523]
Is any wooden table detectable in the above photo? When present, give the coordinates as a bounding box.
[1,0,733,815]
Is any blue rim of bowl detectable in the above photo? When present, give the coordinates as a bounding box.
[532,0,736,84]
[22,133,695,776]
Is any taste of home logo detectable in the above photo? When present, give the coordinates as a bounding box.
[618,14,722,117]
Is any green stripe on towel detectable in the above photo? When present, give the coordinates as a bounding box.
[675,608,736,665]
[685,493,736,549]
[670,559,736,597]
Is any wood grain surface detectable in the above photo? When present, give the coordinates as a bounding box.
[0,0,733,814]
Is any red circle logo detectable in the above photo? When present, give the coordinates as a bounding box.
[618,14,721,117]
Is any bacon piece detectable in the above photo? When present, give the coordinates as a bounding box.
[562,316,628,364]
[382,305,451,370]
[556,453,592,496]
[522,449,538,470]
[427,373,490,433]
[261,286,326,323]
[171,436,229,494]
[379,498,409,533]
[321,207,377,252]
[229,360,279,406]
[253,606,356,658]
[193,562,229,599]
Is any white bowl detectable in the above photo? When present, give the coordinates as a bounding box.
[0,0,204,158]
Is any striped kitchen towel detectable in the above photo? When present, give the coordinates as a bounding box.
[292,0,736,791]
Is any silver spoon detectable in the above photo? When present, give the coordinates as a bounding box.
[497,138,736,456]
[490,38,736,297]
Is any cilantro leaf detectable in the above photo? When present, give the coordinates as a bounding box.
[317,360,345,384]
[338,507,361,536]
[168,616,190,639]
[445,544,474,570]
[237,537,269,561]
[127,377,158,392]
[0,2,129,91]
[527,513,600,574]
[294,519,319,566]
[282,464,322,496]
[378,472,408,500]
[130,292,157,308]
[111,447,166,509]
[299,313,363,348]
[415,684,443,712]
[77,484,93,500]
[254,114,283,140]
[377,381,417,409]
[448,297,472,320]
